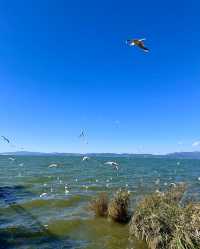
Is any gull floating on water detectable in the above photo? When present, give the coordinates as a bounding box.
[9,157,15,161]
[40,193,47,198]
[126,38,149,52]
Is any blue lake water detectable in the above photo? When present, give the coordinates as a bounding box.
[0,155,200,249]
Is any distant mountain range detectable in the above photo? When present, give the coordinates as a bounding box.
[166,151,200,159]
[0,151,155,157]
[1,151,200,159]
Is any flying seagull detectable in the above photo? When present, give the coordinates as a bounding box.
[126,38,149,52]
[104,161,119,170]
[79,130,85,138]
[79,129,88,144]
[1,136,10,143]
[82,156,90,161]
[48,163,58,168]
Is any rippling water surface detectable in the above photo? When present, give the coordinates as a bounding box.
[0,155,200,249]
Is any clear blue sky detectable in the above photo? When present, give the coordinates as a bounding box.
[0,0,199,154]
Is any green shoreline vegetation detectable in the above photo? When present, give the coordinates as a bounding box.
[89,184,200,249]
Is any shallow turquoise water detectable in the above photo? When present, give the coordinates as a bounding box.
[0,155,200,248]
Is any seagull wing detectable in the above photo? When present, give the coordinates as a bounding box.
[139,38,146,41]
[1,136,10,143]
[79,131,84,138]
[137,41,149,52]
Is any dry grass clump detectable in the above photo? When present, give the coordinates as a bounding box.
[89,190,131,223]
[88,192,109,217]
[164,183,187,204]
[169,203,200,249]
[108,189,130,223]
[130,183,200,249]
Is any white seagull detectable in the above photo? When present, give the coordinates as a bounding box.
[48,163,58,168]
[104,161,119,170]
[82,156,90,161]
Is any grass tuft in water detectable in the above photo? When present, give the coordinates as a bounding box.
[108,189,131,223]
[169,203,200,249]
[130,183,200,249]
[89,192,109,217]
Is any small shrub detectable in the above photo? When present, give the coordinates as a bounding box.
[89,192,109,217]
[130,184,200,249]
[108,189,130,223]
